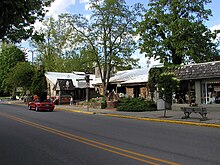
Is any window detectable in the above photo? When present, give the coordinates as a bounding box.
[201,81,220,104]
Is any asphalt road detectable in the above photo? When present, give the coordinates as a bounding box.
[0,104,220,165]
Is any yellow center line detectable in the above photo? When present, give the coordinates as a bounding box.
[0,112,181,165]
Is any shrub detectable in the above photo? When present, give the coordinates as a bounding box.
[117,98,157,112]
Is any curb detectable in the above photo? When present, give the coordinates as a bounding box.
[57,108,220,128]
[103,114,220,128]
[56,108,95,115]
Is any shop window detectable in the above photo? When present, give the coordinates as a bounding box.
[202,82,220,104]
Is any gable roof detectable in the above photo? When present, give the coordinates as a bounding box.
[45,72,95,88]
[175,61,220,80]
[110,68,148,84]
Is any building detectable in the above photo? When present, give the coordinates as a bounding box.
[45,71,96,104]
[93,68,150,99]
[173,61,220,111]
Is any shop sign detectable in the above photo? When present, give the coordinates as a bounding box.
[214,86,220,91]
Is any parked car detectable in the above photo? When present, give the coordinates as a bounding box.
[28,99,55,112]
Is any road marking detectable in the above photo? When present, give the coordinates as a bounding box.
[8,103,220,128]
[0,112,180,165]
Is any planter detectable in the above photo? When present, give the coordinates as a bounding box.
[107,101,118,108]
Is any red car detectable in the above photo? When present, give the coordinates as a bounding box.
[28,99,55,112]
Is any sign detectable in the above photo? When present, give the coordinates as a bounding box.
[214,86,220,91]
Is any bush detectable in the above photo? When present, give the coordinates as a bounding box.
[117,98,157,112]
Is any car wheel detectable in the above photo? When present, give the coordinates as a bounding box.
[49,108,54,112]
[28,106,31,110]
[35,106,38,112]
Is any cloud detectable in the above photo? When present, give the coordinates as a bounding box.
[210,24,220,31]
[33,20,44,31]
[210,24,220,41]
[46,0,76,17]
[84,3,91,10]
[79,0,91,11]
[79,0,89,3]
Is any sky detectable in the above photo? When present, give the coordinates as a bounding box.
[23,0,220,68]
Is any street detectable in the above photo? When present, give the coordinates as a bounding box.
[0,104,220,165]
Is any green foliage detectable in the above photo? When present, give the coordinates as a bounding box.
[0,0,53,42]
[137,0,220,65]
[31,0,145,96]
[148,66,180,104]
[157,72,180,104]
[0,43,25,94]
[5,62,35,95]
[30,69,47,100]
[31,17,97,73]
[117,98,157,112]
[61,0,144,95]
[148,67,162,100]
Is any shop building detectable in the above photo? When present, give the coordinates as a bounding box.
[45,72,96,104]
[173,61,220,111]
[93,67,150,99]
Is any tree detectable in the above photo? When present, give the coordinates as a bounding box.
[58,0,144,95]
[31,17,97,73]
[30,68,47,100]
[137,0,220,65]
[157,71,180,116]
[5,62,35,97]
[0,43,25,95]
[148,66,179,116]
[148,67,162,101]
[0,0,53,42]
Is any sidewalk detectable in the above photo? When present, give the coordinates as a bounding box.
[55,104,220,127]
[4,100,220,128]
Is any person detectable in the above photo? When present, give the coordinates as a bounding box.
[70,97,73,105]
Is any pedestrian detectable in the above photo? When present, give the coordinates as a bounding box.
[70,97,73,105]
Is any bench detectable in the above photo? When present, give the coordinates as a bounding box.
[181,107,208,121]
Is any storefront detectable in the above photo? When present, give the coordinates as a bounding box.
[201,79,220,104]
[173,61,220,111]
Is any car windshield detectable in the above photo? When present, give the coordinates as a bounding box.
[39,99,52,102]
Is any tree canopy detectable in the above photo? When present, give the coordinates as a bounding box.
[0,0,53,42]
[61,0,144,95]
[31,17,97,72]
[0,43,25,94]
[137,0,220,65]
[30,68,47,100]
[5,62,35,96]
[31,0,145,96]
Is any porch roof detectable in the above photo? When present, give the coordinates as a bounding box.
[175,61,220,80]
[110,68,148,84]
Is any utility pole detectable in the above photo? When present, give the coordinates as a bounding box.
[77,74,92,111]
[85,74,90,112]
